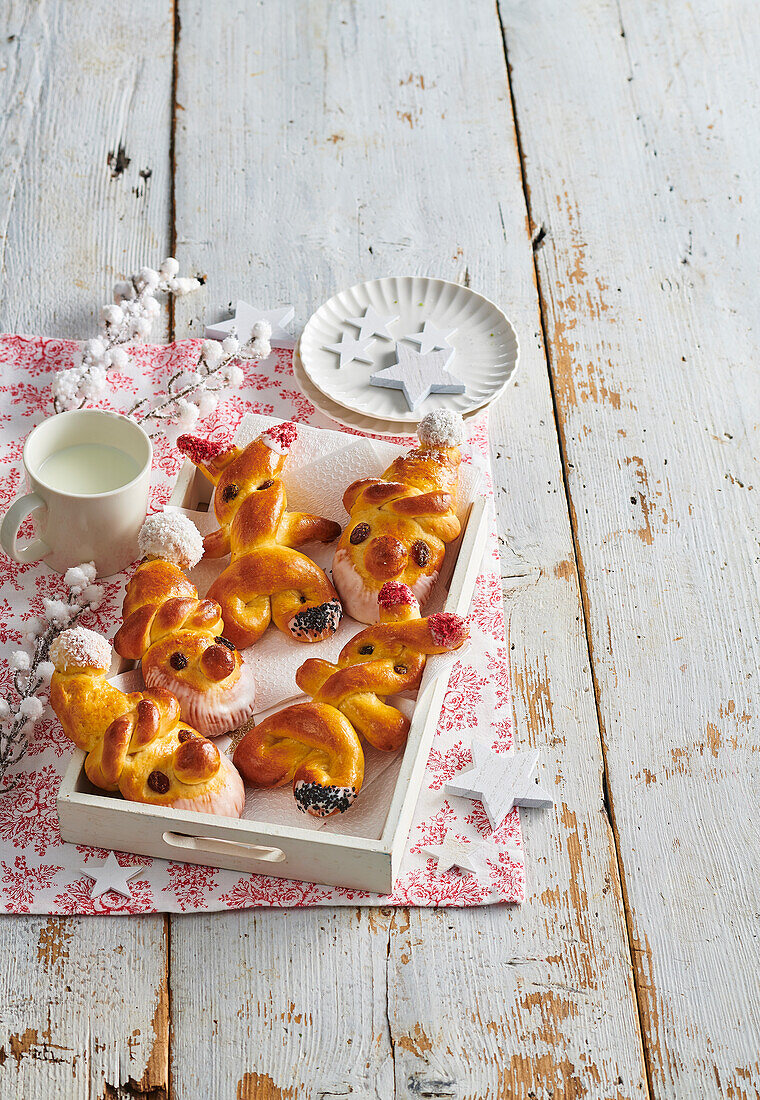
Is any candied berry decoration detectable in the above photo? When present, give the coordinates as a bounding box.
[177,435,228,465]
[411,540,430,566]
[358,644,374,655]
[222,483,240,502]
[170,652,188,670]
[214,636,237,650]
[147,770,170,794]
[257,479,274,490]
[349,523,370,545]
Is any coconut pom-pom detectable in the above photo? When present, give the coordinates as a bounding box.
[50,628,112,674]
[417,409,465,449]
[138,511,204,570]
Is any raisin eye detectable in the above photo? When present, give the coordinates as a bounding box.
[358,644,374,655]
[394,664,408,675]
[258,479,274,490]
[222,483,239,502]
[350,523,370,545]
[170,652,188,670]
[147,770,170,794]
[214,636,236,650]
[177,729,196,743]
[411,540,430,566]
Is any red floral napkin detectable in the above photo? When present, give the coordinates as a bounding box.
[0,335,523,911]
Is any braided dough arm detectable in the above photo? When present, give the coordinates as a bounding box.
[277,511,342,549]
[233,702,364,817]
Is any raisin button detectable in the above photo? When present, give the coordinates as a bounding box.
[349,523,370,545]
[170,652,188,670]
[358,644,374,655]
[411,540,430,566]
[222,483,240,502]
[147,770,170,794]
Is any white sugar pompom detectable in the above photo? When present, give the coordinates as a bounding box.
[19,696,43,721]
[222,335,240,355]
[9,651,30,671]
[80,562,97,583]
[139,266,160,290]
[228,365,244,387]
[109,346,130,370]
[138,510,204,570]
[173,276,201,296]
[176,398,200,430]
[49,627,112,673]
[84,337,107,363]
[417,409,465,449]
[43,598,73,625]
[197,390,218,418]
[252,319,272,341]
[64,565,92,593]
[201,340,224,365]
[102,303,124,326]
[80,584,104,610]
[160,257,180,277]
[37,661,55,684]
[0,699,10,720]
[144,296,160,317]
[251,337,271,359]
[113,280,135,302]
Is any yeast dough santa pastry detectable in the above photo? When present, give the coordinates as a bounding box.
[332,409,464,624]
[233,581,469,817]
[114,511,256,738]
[177,422,343,649]
[50,627,244,817]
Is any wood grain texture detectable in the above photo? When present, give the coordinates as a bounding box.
[500,0,760,1093]
[0,0,173,339]
[0,3,173,1097]
[172,1,646,1095]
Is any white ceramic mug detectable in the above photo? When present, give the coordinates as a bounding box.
[0,409,152,577]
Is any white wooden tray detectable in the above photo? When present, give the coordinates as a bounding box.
[57,427,489,894]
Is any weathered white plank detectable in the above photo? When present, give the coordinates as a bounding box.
[0,0,172,340]
[172,1,646,1094]
[501,0,760,1093]
[0,3,173,1096]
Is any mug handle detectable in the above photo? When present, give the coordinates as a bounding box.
[0,493,49,564]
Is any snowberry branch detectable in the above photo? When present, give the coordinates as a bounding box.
[0,564,104,792]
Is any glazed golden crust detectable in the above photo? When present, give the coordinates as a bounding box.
[181,431,343,649]
[114,559,250,735]
[333,443,462,617]
[49,663,244,815]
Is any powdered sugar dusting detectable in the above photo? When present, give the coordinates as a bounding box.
[417,409,465,449]
[259,421,297,454]
[50,627,112,673]
[138,510,204,570]
[428,612,469,649]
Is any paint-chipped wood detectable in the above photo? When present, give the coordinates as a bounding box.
[172,1,646,1095]
[500,0,760,1092]
[0,3,172,1098]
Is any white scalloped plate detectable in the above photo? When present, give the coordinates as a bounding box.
[299,276,519,423]
[293,339,487,436]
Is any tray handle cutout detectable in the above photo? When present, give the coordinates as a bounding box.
[162,831,286,863]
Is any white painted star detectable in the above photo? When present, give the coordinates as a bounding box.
[404,320,457,354]
[204,300,295,348]
[424,830,524,875]
[82,852,141,900]
[445,744,553,829]
[323,332,376,368]
[345,305,398,342]
[370,342,465,410]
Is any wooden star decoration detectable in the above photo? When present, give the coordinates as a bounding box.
[81,852,141,899]
[444,745,553,829]
[370,343,466,410]
[423,830,524,875]
[345,305,398,341]
[323,332,376,368]
[205,300,295,348]
[404,320,456,354]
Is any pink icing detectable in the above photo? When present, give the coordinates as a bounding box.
[428,612,469,649]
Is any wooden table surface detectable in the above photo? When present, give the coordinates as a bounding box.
[1,2,758,1097]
